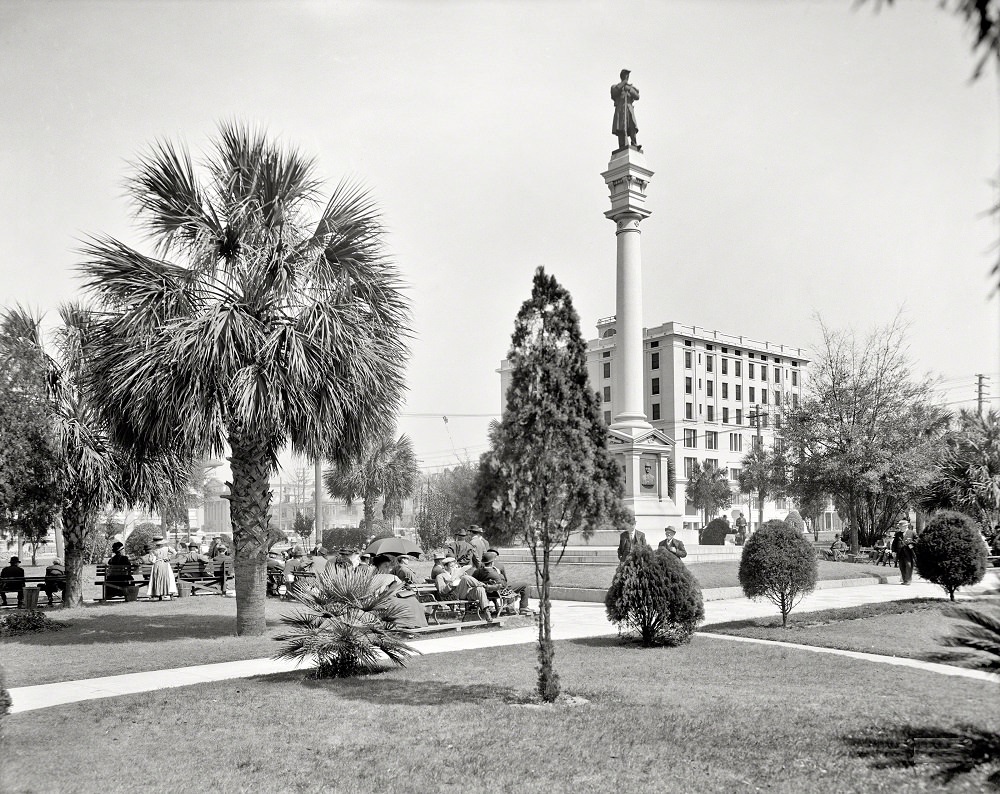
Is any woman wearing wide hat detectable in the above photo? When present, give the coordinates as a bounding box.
[141,537,178,600]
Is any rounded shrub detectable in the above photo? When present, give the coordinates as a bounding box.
[0,609,67,638]
[784,510,805,534]
[700,517,730,545]
[739,518,818,626]
[605,545,704,646]
[915,510,987,601]
[124,523,159,559]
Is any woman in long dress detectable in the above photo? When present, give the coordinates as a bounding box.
[142,538,178,600]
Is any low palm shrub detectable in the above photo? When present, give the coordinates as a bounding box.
[915,510,987,600]
[605,546,704,646]
[739,519,818,626]
[274,567,418,678]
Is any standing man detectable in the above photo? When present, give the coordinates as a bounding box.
[468,525,489,568]
[611,68,640,150]
[735,512,748,539]
[658,527,687,560]
[618,525,647,562]
[445,528,475,568]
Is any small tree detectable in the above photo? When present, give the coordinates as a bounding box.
[478,268,630,702]
[739,518,818,626]
[292,510,314,546]
[605,546,704,646]
[686,461,732,526]
[784,509,805,534]
[914,510,987,601]
[739,445,787,532]
[124,523,159,559]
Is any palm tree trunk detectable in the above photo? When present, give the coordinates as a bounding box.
[536,542,559,702]
[364,497,376,536]
[61,501,93,608]
[228,435,274,637]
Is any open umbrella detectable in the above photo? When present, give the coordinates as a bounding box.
[365,536,422,559]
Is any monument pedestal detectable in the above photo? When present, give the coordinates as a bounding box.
[608,426,686,541]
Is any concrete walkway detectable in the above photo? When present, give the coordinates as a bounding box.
[8,574,996,714]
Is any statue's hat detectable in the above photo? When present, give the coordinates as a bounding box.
[620,68,630,79]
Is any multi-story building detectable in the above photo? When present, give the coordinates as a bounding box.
[500,317,810,535]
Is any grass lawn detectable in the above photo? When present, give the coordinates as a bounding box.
[3,634,997,792]
[705,597,984,662]
[501,559,893,591]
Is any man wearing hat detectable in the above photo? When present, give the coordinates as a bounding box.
[618,524,647,562]
[356,552,373,575]
[392,553,417,585]
[429,552,448,583]
[445,529,475,568]
[474,550,534,616]
[611,68,640,150]
[41,558,66,606]
[468,525,489,567]
[658,527,687,560]
[435,557,492,617]
[0,556,26,607]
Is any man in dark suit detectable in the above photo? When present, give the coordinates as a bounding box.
[445,529,475,568]
[0,556,26,607]
[618,527,647,561]
[41,559,66,606]
[657,527,687,560]
[474,551,533,615]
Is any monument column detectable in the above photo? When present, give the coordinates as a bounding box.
[604,147,653,434]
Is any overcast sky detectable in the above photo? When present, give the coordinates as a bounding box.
[1,0,997,477]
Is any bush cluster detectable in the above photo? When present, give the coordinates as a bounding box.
[915,510,987,600]
[739,519,818,626]
[700,517,731,545]
[0,609,68,638]
[124,524,159,559]
[605,546,704,646]
[784,510,805,534]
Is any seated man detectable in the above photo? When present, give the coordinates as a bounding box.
[392,554,417,586]
[428,551,448,583]
[434,557,490,615]
[355,552,374,575]
[0,556,26,608]
[827,537,848,562]
[308,547,329,576]
[283,547,309,590]
[41,558,66,606]
[473,551,534,616]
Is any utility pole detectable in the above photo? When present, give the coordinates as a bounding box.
[976,373,989,417]
[314,458,323,551]
[748,404,768,532]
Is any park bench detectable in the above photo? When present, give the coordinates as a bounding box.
[988,555,1000,568]
[94,559,231,600]
[403,617,505,636]
[0,575,62,608]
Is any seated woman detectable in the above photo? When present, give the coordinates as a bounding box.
[105,541,135,598]
[370,560,427,630]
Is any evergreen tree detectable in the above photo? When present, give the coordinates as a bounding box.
[478,267,631,702]
[685,460,732,526]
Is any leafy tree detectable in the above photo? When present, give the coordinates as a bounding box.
[1,307,181,606]
[914,510,987,600]
[79,123,409,635]
[784,509,805,534]
[739,518,818,627]
[921,410,1000,530]
[292,510,314,546]
[324,430,418,536]
[685,460,732,526]
[124,523,160,559]
[605,546,704,646]
[783,317,947,551]
[418,463,480,551]
[273,567,417,678]
[738,444,787,531]
[478,267,631,702]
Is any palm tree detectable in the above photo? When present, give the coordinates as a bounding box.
[0,306,181,606]
[79,123,409,635]
[324,430,418,536]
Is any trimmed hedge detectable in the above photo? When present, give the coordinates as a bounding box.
[784,510,805,534]
[605,546,704,646]
[739,519,818,626]
[700,517,731,546]
[915,510,987,601]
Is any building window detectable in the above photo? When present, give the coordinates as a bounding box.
[721,358,728,375]
[603,351,611,358]
[749,387,756,402]
[707,406,715,421]
[735,360,742,377]
[651,352,659,369]
[706,381,713,397]
[761,355,767,362]
[707,344,714,351]
[774,367,780,382]
[748,362,755,379]
[736,408,743,424]
[730,467,741,481]
[685,351,692,369]
[684,457,696,478]
[685,377,692,395]
[706,355,714,373]
[684,429,697,448]
[604,410,611,424]
[652,377,660,395]
[729,432,742,452]
[776,497,787,510]
[735,384,742,401]
[706,458,719,470]
[722,382,728,399]
[684,340,692,347]
[603,386,611,402]
[603,362,611,379]
[774,390,781,405]
[651,403,661,420]
[792,393,799,409]
[761,366,767,381]
[792,371,798,387]
[685,402,693,420]
[706,431,718,450]
[651,341,659,348]
[722,407,729,423]
[761,390,768,405]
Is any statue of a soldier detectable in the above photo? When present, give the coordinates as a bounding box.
[611,68,640,150]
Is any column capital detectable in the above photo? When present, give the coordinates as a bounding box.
[602,146,654,222]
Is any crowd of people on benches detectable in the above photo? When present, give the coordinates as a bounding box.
[0,556,65,607]
[266,524,535,629]
[104,536,232,601]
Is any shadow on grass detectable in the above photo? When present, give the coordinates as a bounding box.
[3,610,284,647]
[844,724,1000,787]
[252,669,517,706]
